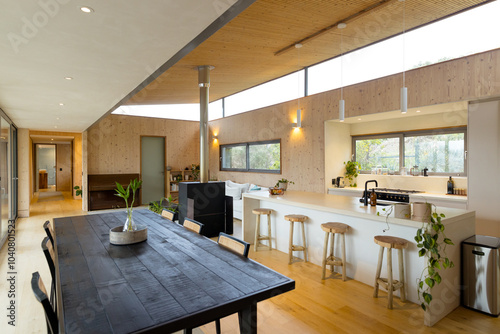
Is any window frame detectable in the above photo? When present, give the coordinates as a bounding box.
[352,127,467,176]
[220,139,281,174]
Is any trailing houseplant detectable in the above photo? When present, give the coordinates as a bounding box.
[344,160,360,187]
[414,208,454,311]
[115,178,142,231]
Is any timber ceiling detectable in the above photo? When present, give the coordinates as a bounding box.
[126,0,490,106]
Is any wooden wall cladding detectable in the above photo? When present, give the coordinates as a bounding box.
[210,48,500,193]
[87,114,200,175]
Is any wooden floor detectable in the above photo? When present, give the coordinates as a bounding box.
[1,193,498,333]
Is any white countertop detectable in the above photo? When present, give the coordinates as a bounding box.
[244,190,474,228]
[328,187,467,203]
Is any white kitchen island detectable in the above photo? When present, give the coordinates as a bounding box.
[242,190,475,326]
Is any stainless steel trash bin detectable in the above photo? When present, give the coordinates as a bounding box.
[461,235,500,316]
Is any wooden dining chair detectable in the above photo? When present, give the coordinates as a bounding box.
[218,232,250,258]
[31,271,58,334]
[161,209,175,221]
[41,236,57,312]
[185,233,250,334]
[183,218,204,234]
[43,220,54,245]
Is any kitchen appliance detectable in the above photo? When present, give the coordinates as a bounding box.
[461,235,500,316]
[360,188,424,204]
[333,177,345,188]
[410,165,419,176]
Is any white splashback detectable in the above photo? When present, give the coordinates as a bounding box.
[357,174,467,194]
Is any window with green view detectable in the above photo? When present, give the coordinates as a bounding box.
[220,140,281,173]
[353,128,466,175]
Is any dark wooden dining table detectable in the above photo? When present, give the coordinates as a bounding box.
[53,209,294,333]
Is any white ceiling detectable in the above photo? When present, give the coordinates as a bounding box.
[0,0,240,132]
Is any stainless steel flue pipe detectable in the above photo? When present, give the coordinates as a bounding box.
[198,65,213,183]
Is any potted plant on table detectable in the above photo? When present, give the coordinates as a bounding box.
[344,160,360,187]
[275,178,294,190]
[191,164,200,181]
[114,178,142,231]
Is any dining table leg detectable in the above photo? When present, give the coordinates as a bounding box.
[238,301,257,334]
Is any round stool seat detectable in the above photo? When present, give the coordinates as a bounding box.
[252,208,272,215]
[284,214,307,222]
[321,222,349,234]
[374,235,409,249]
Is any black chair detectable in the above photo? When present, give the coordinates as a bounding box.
[43,220,54,245]
[185,233,250,334]
[183,218,204,234]
[41,236,57,312]
[31,271,58,334]
[218,232,250,258]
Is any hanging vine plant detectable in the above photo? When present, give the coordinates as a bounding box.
[414,209,454,311]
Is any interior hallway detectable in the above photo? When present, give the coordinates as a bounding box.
[1,194,499,333]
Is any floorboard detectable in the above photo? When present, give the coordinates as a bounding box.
[0,193,498,333]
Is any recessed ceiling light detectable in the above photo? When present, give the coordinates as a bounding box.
[51,138,54,141]
[80,6,94,13]
[358,118,362,121]
[59,103,64,106]
[54,125,58,129]
[56,117,60,120]
[416,110,421,113]
[64,77,73,80]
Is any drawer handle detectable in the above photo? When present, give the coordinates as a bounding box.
[472,250,485,256]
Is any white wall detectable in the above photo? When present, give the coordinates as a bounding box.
[324,121,351,190]
[468,99,500,237]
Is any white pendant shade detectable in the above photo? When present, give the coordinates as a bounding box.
[400,87,407,114]
[339,99,345,122]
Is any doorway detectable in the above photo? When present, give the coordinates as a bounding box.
[36,144,56,191]
[141,136,166,204]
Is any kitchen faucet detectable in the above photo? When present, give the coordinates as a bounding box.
[364,180,378,206]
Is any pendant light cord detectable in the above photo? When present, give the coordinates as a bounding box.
[296,43,302,111]
[402,0,406,88]
[340,28,344,100]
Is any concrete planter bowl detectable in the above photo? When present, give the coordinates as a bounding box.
[109,225,148,245]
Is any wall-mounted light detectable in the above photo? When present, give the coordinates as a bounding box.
[293,108,302,128]
[212,134,218,141]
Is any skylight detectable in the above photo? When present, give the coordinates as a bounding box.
[115,1,500,121]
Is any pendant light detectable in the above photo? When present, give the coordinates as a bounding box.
[338,22,346,122]
[400,0,407,114]
[294,43,302,128]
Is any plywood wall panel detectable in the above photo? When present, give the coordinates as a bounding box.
[87,114,199,175]
[209,48,500,193]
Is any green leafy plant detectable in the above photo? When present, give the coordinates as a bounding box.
[115,178,142,231]
[73,185,82,197]
[414,209,454,311]
[148,195,178,214]
[275,178,294,187]
[344,160,360,187]
[191,164,200,181]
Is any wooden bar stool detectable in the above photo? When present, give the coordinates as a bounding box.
[321,222,349,281]
[373,235,409,309]
[284,214,308,264]
[253,208,273,251]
